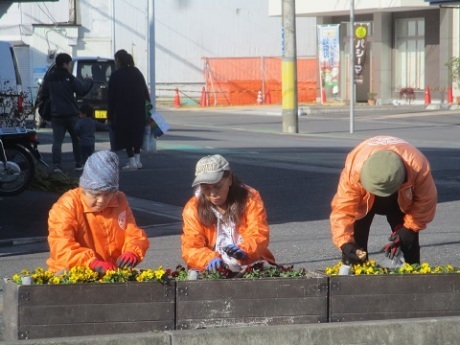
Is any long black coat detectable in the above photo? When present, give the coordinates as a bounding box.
[107,66,150,151]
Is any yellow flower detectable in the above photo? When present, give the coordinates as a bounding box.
[50,277,62,284]
[324,260,459,276]
[155,266,166,280]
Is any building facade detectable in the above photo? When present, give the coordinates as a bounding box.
[269,0,459,104]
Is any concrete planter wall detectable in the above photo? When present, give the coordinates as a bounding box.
[176,272,328,330]
[329,274,460,322]
[5,272,460,341]
[3,279,175,341]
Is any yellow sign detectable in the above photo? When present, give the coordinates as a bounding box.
[95,110,107,119]
[355,26,367,39]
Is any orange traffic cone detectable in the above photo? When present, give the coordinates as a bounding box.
[447,86,453,104]
[321,88,327,103]
[257,90,263,105]
[17,94,23,113]
[174,88,180,107]
[265,91,271,105]
[424,86,431,105]
[200,86,208,107]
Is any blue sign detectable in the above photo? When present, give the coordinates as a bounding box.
[425,0,460,4]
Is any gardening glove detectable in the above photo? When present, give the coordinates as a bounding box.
[206,258,224,272]
[383,226,416,260]
[116,251,139,269]
[89,259,117,274]
[341,243,366,265]
[223,244,247,260]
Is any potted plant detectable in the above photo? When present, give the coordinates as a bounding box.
[399,87,415,103]
[367,92,377,106]
[446,57,460,87]
[446,57,460,103]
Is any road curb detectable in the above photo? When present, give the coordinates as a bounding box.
[1,316,460,344]
[0,237,46,248]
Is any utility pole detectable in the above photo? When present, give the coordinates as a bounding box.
[349,0,355,134]
[281,0,298,134]
[148,0,156,112]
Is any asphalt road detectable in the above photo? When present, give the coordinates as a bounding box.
[1,104,460,282]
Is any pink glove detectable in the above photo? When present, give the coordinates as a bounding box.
[89,259,117,274]
[116,251,139,268]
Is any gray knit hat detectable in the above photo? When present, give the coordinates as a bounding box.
[360,150,405,197]
[79,150,119,192]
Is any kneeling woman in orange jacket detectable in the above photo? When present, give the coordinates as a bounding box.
[47,150,150,274]
[181,154,275,272]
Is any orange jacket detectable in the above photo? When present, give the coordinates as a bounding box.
[330,136,437,250]
[47,188,150,272]
[181,186,275,271]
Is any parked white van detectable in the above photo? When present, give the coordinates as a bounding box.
[0,41,22,93]
[0,41,24,126]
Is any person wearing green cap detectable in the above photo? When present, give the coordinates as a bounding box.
[330,136,437,265]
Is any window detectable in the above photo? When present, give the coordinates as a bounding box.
[394,18,425,90]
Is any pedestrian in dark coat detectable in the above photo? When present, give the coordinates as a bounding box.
[107,49,150,170]
[41,53,93,172]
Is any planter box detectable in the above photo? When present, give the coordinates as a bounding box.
[175,271,328,330]
[3,279,175,341]
[329,274,460,322]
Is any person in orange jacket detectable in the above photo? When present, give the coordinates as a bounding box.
[47,150,150,273]
[330,136,437,265]
[181,154,275,272]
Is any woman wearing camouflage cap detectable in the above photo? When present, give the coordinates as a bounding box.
[181,154,275,273]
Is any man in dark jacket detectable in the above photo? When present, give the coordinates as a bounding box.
[41,53,93,172]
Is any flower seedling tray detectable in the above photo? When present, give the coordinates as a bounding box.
[175,271,328,330]
[3,279,175,341]
[329,274,460,322]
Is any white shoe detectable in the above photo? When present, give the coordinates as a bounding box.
[122,157,138,170]
[122,163,138,171]
[134,153,142,169]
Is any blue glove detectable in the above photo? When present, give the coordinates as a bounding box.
[223,244,247,260]
[206,258,224,272]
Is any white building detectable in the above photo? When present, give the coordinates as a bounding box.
[0,0,316,101]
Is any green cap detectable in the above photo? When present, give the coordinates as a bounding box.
[360,150,405,197]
